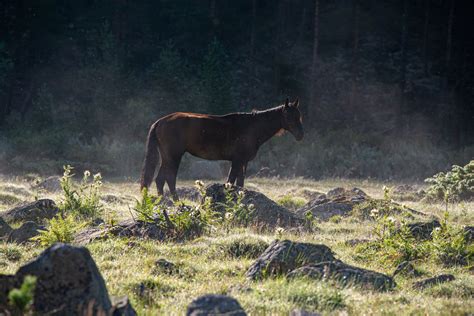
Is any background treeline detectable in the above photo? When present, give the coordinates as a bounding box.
[0,0,473,180]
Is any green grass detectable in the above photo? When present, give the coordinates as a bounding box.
[0,177,473,315]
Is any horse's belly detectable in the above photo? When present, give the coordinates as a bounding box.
[186,142,233,161]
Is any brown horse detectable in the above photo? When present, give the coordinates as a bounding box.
[140,98,303,199]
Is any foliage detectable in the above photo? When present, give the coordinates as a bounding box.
[218,184,255,228]
[31,214,85,247]
[430,212,473,266]
[60,165,103,219]
[425,160,474,202]
[8,275,37,313]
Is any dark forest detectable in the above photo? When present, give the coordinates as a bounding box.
[0,0,473,179]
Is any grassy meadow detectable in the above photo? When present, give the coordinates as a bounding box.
[0,176,473,315]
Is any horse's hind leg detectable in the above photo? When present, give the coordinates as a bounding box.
[164,155,183,201]
[155,167,166,196]
[227,161,243,186]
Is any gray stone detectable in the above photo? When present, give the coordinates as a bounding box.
[463,226,474,243]
[186,294,246,316]
[246,240,335,280]
[1,199,59,223]
[287,261,396,291]
[413,274,455,289]
[111,296,137,316]
[406,219,441,240]
[204,184,302,228]
[296,187,367,221]
[393,261,421,277]
[0,217,12,238]
[7,221,43,243]
[289,310,321,316]
[16,243,112,314]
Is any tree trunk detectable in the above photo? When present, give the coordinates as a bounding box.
[349,0,360,124]
[309,0,320,124]
[422,0,430,76]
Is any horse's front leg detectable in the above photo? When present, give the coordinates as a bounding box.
[236,162,247,187]
[227,161,243,185]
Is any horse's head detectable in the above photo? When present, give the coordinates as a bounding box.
[282,98,304,141]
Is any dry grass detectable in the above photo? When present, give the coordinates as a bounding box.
[0,176,473,315]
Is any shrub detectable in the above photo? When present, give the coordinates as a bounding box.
[8,275,36,313]
[60,165,103,219]
[425,160,474,202]
[217,184,255,228]
[431,212,473,266]
[31,214,84,246]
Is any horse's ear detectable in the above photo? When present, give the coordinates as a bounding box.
[284,97,290,108]
[293,98,299,108]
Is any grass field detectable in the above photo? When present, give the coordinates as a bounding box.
[1,176,473,315]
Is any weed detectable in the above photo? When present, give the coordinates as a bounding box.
[277,195,306,210]
[60,165,103,219]
[31,214,85,246]
[8,275,36,313]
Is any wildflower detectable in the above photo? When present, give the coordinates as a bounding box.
[248,203,255,210]
[225,212,233,220]
[224,182,232,190]
[386,216,396,224]
[238,190,245,198]
[84,170,91,178]
[93,173,102,181]
[194,180,204,188]
[370,208,379,218]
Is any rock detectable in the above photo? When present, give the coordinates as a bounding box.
[108,219,166,240]
[74,227,107,245]
[16,243,111,313]
[101,194,124,204]
[463,226,474,243]
[289,309,321,316]
[188,161,225,180]
[0,275,16,308]
[111,296,137,316]
[246,240,335,280]
[296,187,367,221]
[1,199,59,223]
[175,186,201,201]
[32,176,62,192]
[7,221,43,243]
[406,219,441,240]
[204,184,302,228]
[287,261,396,291]
[186,294,246,316]
[413,274,455,289]
[0,244,136,315]
[0,217,12,238]
[153,258,178,275]
[392,261,421,277]
[344,238,371,247]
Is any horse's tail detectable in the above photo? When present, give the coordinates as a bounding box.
[140,123,160,190]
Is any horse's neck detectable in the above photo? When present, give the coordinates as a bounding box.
[253,108,283,145]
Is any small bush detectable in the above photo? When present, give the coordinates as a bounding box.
[218,184,255,228]
[60,165,103,219]
[8,275,36,313]
[425,160,474,202]
[32,214,84,246]
[217,235,269,259]
[329,215,343,224]
[0,245,22,261]
[431,212,473,266]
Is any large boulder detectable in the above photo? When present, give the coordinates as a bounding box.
[186,294,246,316]
[1,199,59,223]
[204,184,302,228]
[296,188,367,221]
[0,243,136,315]
[7,221,44,243]
[246,240,335,280]
[287,261,396,291]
